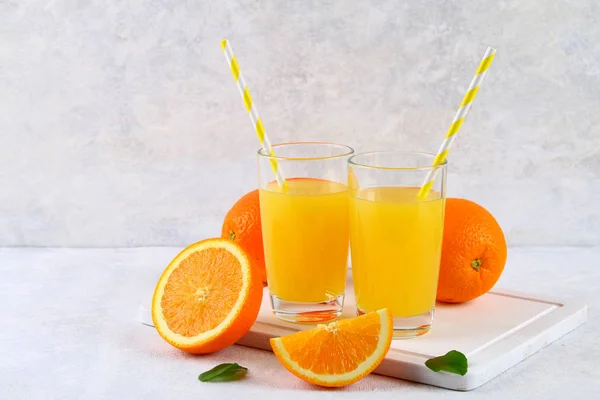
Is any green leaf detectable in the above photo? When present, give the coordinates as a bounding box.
[198,363,248,382]
[425,350,468,376]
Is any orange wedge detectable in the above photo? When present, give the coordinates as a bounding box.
[152,238,263,354]
[270,309,393,387]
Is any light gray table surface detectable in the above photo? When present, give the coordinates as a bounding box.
[2,246,599,399]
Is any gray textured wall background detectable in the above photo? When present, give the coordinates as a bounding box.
[1,0,599,247]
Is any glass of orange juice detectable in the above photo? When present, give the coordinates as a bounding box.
[258,142,354,323]
[348,151,447,338]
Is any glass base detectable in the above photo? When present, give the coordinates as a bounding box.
[357,306,434,339]
[270,293,344,324]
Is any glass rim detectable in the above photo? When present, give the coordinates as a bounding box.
[348,150,448,171]
[257,141,355,161]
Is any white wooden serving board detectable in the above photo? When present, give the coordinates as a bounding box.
[139,277,587,391]
[235,278,587,391]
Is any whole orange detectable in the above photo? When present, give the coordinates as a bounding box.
[222,190,267,285]
[437,198,507,303]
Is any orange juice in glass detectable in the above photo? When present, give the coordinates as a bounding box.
[258,142,354,323]
[348,151,446,338]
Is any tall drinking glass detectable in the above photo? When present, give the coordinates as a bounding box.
[348,151,447,338]
[258,142,354,323]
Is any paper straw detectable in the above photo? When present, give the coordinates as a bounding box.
[220,39,287,188]
[418,47,496,199]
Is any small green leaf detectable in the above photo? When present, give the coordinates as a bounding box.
[198,363,248,382]
[425,350,468,376]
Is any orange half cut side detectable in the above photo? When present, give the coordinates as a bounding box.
[152,238,263,354]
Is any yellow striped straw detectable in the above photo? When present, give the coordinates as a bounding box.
[220,39,287,188]
[418,47,496,199]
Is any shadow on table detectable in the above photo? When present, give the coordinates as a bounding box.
[137,324,430,392]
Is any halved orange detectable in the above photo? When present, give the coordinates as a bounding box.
[152,238,263,354]
[270,309,393,387]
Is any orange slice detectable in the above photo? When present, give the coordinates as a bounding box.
[152,238,262,354]
[270,309,393,387]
